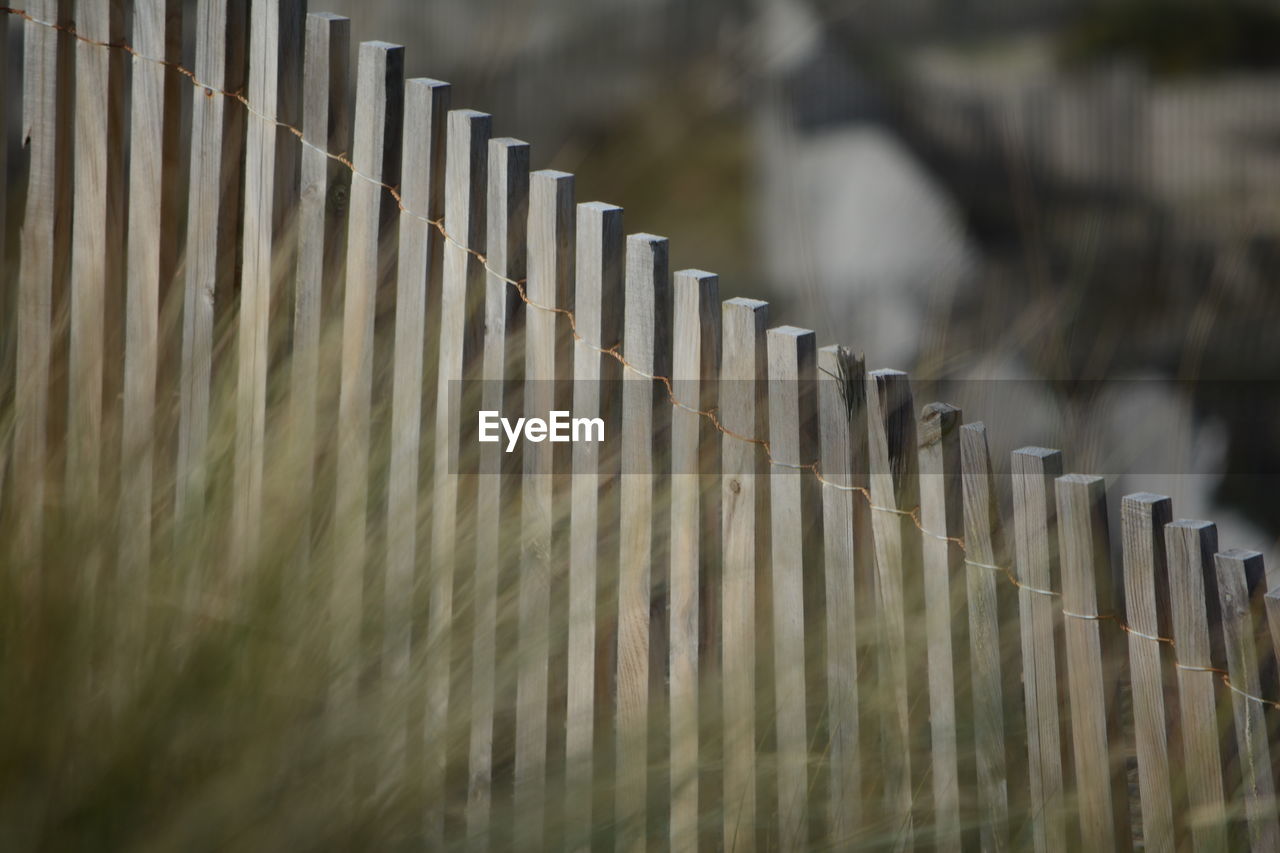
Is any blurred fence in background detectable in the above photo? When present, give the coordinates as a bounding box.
[906,59,1280,226]
[5,0,1280,849]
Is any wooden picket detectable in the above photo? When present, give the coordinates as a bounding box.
[719,296,770,853]
[5,4,1280,849]
[516,167,575,843]
[669,268,719,849]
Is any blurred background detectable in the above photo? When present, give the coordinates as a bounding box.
[304,0,1280,558]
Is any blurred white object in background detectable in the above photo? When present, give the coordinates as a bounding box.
[753,0,978,367]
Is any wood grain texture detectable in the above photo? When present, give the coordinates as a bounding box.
[1120,493,1177,853]
[176,0,248,524]
[919,402,966,852]
[669,269,719,852]
[616,232,671,853]
[331,38,403,733]
[233,0,305,567]
[1056,475,1131,853]
[0,9,8,341]
[15,0,74,562]
[382,74,447,792]
[68,0,125,509]
[1011,447,1066,853]
[516,169,575,844]
[768,326,820,852]
[467,136,530,847]
[1266,589,1280,700]
[866,368,921,851]
[1165,520,1229,852]
[565,201,623,848]
[290,12,352,561]
[1214,549,1278,852]
[719,297,769,853]
[0,14,7,475]
[960,422,1013,852]
[426,107,490,844]
[816,345,866,846]
[120,0,184,578]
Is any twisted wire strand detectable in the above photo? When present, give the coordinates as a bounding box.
[9,5,1280,713]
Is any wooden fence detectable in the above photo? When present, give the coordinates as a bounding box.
[4,1,1280,850]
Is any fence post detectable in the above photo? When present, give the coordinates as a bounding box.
[382,74,448,798]
[1120,493,1178,852]
[720,297,770,853]
[517,169,575,846]
[1165,520,1229,850]
[289,12,352,562]
[479,144,537,821]
[669,269,719,851]
[14,0,74,563]
[1214,549,1279,852]
[565,201,623,850]
[867,368,922,849]
[331,37,403,770]
[616,232,671,852]
[960,422,1015,852]
[817,345,865,844]
[1011,446,1067,853]
[120,0,185,580]
[68,0,126,511]
[1266,589,1280,689]
[0,8,8,341]
[768,326,821,851]
[427,107,491,843]
[919,402,966,851]
[467,136,530,847]
[234,0,306,568]
[1056,474,1131,852]
[176,0,248,526]
[1264,584,1280,775]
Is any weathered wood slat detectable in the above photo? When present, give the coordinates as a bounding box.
[960,422,1014,852]
[516,169,575,845]
[817,345,865,844]
[565,201,623,849]
[1011,446,1067,853]
[1165,520,1229,851]
[768,326,820,852]
[1056,474,1131,853]
[1214,549,1279,852]
[331,37,403,726]
[669,268,719,851]
[120,0,185,579]
[719,297,770,853]
[176,0,248,525]
[867,368,921,850]
[1266,589,1280,692]
[919,402,966,851]
[68,0,126,509]
[467,136,530,847]
[234,0,305,567]
[427,107,490,844]
[382,74,448,792]
[15,0,74,562]
[290,12,352,561]
[1120,493,1178,853]
[616,232,671,852]
[0,10,8,352]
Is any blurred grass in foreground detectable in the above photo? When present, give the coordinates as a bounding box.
[0,293,959,853]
